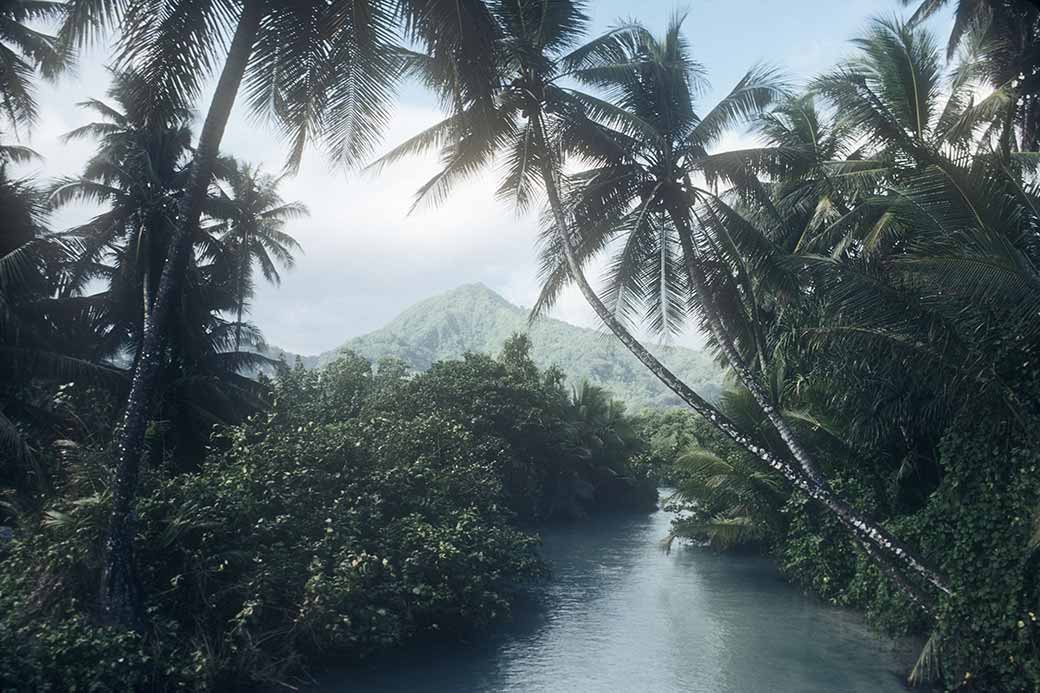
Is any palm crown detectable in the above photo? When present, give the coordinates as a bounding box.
[205,159,306,348]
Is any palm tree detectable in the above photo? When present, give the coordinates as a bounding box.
[680,13,1040,602]
[374,4,740,474]
[546,14,956,603]
[564,380,639,471]
[0,0,68,130]
[205,159,305,350]
[382,3,949,605]
[48,74,276,468]
[666,444,785,551]
[903,0,1040,150]
[0,151,124,502]
[49,70,195,336]
[797,21,1040,453]
[59,0,504,628]
[677,18,1040,672]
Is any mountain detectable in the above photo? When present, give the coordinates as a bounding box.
[261,283,723,410]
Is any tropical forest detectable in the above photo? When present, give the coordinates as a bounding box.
[1,0,1039,691]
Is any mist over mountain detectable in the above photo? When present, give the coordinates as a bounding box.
[261,283,723,410]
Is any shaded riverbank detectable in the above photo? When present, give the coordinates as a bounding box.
[313,503,916,692]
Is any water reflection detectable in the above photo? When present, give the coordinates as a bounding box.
[314,506,914,693]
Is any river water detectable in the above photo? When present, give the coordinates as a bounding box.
[315,502,914,692]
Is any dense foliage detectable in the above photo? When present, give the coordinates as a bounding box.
[2,0,1040,690]
[617,10,1040,689]
[0,338,654,690]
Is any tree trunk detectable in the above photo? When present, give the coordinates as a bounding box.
[528,110,948,607]
[99,0,263,629]
[234,233,247,351]
[141,265,151,328]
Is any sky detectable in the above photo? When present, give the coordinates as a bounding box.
[22,0,950,356]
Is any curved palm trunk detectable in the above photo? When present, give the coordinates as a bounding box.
[664,199,950,599]
[100,1,263,629]
[528,111,948,607]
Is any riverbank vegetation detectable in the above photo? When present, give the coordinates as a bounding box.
[1,0,1039,690]
[627,8,1040,689]
[1,333,654,689]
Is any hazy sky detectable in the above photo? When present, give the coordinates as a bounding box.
[23,0,949,355]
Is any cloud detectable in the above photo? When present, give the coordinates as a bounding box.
[27,0,930,357]
[223,104,561,354]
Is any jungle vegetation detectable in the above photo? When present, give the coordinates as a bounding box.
[0,0,1039,690]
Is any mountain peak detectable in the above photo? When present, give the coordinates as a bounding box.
[309,283,723,409]
[442,282,517,307]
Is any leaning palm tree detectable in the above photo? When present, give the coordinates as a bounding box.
[205,159,305,350]
[543,14,951,603]
[0,0,68,129]
[381,3,949,606]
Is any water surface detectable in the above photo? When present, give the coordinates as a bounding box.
[316,503,913,692]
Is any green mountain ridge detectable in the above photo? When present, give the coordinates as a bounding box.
[262,283,723,410]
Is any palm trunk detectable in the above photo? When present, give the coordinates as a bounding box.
[664,197,950,599]
[100,1,263,629]
[528,111,948,607]
[235,300,244,351]
[141,266,151,327]
[139,224,153,326]
[234,238,247,351]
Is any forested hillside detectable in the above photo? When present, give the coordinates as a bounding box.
[263,284,724,409]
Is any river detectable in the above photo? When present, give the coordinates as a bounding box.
[314,500,915,692]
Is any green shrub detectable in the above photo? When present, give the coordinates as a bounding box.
[918,418,1040,691]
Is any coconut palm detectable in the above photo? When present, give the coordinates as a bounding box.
[733,18,1040,450]
[0,0,68,129]
[666,445,785,551]
[564,380,639,471]
[375,5,743,463]
[381,3,949,606]
[47,75,275,469]
[0,154,124,501]
[59,0,501,626]
[671,15,1040,598]
[49,70,195,339]
[902,0,1040,150]
[538,14,955,602]
[205,159,305,350]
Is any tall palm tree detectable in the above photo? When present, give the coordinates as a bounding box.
[786,21,1040,453]
[382,3,949,605]
[49,70,195,336]
[546,14,953,602]
[59,0,503,628]
[903,0,1040,150]
[673,18,1040,672]
[0,0,68,130]
[205,159,305,350]
[48,74,275,468]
